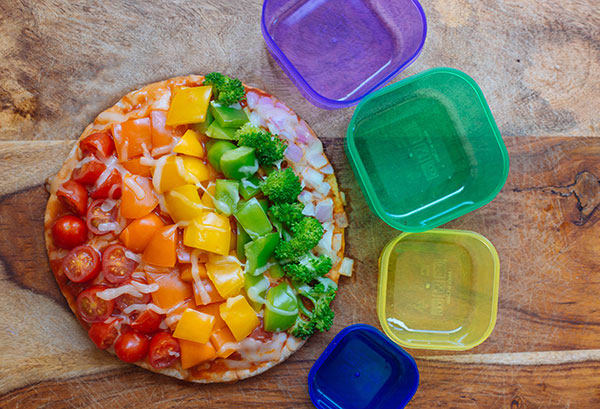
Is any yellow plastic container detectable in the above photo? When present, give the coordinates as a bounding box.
[377,229,499,351]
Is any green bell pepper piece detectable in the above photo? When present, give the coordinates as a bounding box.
[245,272,270,311]
[267,261,285,279]
[244,233,280,276]
[236,221,251,262]
[264,282,298,332]
[220,146,258,180]
[214,179,239,216]
[192,108,214,134]
[234,198,272,240]
[209,101,249,128]
[239,175,261,200]
[207,140,237,172]
[206,121,238,140]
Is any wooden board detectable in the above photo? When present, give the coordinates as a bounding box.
[1,0,600,407]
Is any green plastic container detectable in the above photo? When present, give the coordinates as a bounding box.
[378,229,500,350]
[346,68,509,232]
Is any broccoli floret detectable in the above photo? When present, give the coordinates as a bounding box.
[260,168,302,203]
[289,277,337,339]
[274,217,324,261]
[235,123,287,166]
[269,202,304,230]
[284,253,332,284]
[203,72,246,106]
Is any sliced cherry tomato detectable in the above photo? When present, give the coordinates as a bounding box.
[57,180,88,216]
[72,156,107,185]
[120,174,158,219]
[88,318,121,349]
[80,131,115,159]
[114,331,149,363]
[76,285,114,323]
[119,213,165,252]
[102,244,137,284]
[112,118,152,162]
[131,309,163,334]
[52,215,88,249]
[142,225,177,267]
[62,245,101,283]
[86,199,118,235]
[115,280,151,311]
[90,168,122,199]
[148,332,180,369]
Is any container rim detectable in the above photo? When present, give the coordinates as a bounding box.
[308,323,420,408]
[261,0,428,109]
[376,229,500,350]
[346,67,510,232]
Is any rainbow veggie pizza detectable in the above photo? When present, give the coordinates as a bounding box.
[44,73,353,382]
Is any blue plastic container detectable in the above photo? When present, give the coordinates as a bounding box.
[308,324,419,409]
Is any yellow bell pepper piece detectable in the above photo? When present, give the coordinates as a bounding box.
[181,156,210,183]
[183,212,231,255]
[200,184,216,209]
[173,129,205,158]
[166,86,212,126]
[206,255,244,298]
[164,184,206,222]
[179,339,217,369]
[173,308,215,344]
[153,156,187,193]
[219,295,259,342]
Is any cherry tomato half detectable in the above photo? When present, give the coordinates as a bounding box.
[88,318,121,349]
[114,331,149,363]
[90,168,122,200]
[102,244,137,284]
[114,279,151,311]
[86,199,118,235]
[131,309,163,334]
[57,180,88,216]
[62,245,101,283]
[72,156,107,185]
[76,285,114,323]
[148,332,180,369]
[80,131,115,159]
[52,215,88,249]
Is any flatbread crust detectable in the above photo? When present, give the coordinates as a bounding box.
[44,75,347,382]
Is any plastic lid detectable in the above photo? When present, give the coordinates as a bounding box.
[261,0,427,109]
[308,324,419,409]
[346,67,509,232]
[377,229,500,351]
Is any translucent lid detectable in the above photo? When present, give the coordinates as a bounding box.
[261,0,427,109]
[377,230,500,351]
[308,324,419,409]
[346,67,509,232]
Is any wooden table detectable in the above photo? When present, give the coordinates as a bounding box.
[1,0,599,407]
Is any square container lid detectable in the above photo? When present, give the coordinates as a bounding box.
[346,67,509,232]
[308,324,419,409]
[377,229,500,351]
[261,0,427,109]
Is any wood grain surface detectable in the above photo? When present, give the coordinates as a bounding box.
[1,0,599,408]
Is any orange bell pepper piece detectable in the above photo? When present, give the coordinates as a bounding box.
[210,327,236,358]
[119,213,165,252]
[198,302,226,330]
[142,225,178,267]
[150,110,186,153]
[146,270,193,310]
[122,157,152,177]
[180,263,208,282]
[112,117,152,161]
[120,174,159,219]
[165,299,194,331]
[173,308,215,343]
[193,277,225,306]
[179,339,216,369]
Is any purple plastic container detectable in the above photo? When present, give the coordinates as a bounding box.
[261,0,427,109]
